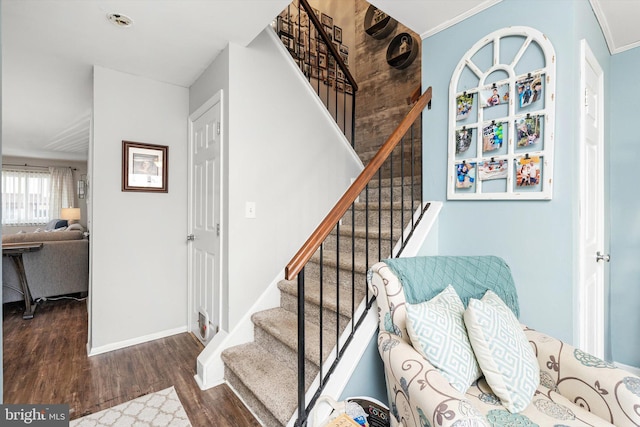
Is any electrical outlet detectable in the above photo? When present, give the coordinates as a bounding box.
[245,202,256,219]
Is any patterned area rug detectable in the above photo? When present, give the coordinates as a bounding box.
[70,387,191,427]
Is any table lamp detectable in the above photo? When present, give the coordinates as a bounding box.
[60,208,81,225]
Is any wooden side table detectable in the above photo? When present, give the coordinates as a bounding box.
[2,242,44,319]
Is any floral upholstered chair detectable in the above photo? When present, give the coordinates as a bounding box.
[368,256,640,427]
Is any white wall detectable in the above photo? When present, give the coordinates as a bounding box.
[90,66,189,353]
[190,29,363,330]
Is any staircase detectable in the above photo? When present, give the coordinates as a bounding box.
[222,176,422,426]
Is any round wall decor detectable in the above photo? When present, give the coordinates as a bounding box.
[364,5,397,40]
[386,33,418,69]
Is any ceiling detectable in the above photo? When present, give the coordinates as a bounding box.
[1,0,289,161]
[2,0,639,162]
[369,0,640,54]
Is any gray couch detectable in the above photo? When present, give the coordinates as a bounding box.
[2,230,89,303]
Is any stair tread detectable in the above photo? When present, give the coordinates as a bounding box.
[333,224,415,239]
[362,176,421,188]
[252,307,337,365]
[352,200,422,210]
[222,342,297,425]
[278,277,366,318]
[310,249,372,273]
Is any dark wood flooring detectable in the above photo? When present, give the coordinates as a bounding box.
[3,299,260,426]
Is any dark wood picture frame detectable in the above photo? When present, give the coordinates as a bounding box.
[122,141,168,193]
[334,25,342,43]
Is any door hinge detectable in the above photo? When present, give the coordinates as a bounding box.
[216,223,220,236]
[216,121,221,135]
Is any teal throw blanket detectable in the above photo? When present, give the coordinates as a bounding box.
[383,256,520,318]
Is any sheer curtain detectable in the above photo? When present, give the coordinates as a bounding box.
[49,167,75,219]
[1,169,51,225]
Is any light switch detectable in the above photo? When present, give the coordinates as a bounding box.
[245,202,256,219]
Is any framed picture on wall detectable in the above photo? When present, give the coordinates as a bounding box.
[334,26,342,43]
[122,141,168,192]
[321,13,333,28]
[318,52,327,69]
[277,16,293,37]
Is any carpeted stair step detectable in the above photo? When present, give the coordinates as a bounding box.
[360,175,421,198]
[302,253,369,289]
[252,307,337,383]
[324,225,394,259]
[223,342,298,427]
[341,200,423,229]
[278,273,367,332]
[222,171,422,427]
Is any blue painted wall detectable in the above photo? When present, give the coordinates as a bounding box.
[610,49,640,368]
[345,0,640,406]
[421,0,611,345]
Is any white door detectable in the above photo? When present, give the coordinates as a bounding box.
[188,96,222,345]
[577,40,606,358]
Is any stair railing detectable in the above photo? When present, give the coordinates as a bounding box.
[286,87,432,426]
[275,0,358,146]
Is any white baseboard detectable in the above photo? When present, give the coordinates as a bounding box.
[87,325,188,356]
[615,361,640,376]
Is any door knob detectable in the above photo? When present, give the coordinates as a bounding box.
[596,251,610,262]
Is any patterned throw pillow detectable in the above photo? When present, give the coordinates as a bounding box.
[405,285,481,393]
[464,290,540,413]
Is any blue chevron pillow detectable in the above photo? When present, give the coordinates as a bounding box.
[405,285,481,393]
[464,290,539,413]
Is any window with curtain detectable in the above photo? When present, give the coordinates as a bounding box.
[1,169,51,225]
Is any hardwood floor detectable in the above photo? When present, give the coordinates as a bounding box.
[3,299,260,426]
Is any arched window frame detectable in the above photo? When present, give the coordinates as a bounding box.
[447,26,556,200]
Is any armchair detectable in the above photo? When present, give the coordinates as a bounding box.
[368,257,640,427]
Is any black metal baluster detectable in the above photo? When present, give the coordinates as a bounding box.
[297,267,306,426]
[377,169,382,263]
[351,203,355,332]
[389,150,393,258]
[365,184,370,306]
[335,222,340,357]
[319,245,324,385]
[401,135,405,247]
[411,122,415,227]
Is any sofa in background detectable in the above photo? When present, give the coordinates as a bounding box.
[2,230,89,304]
[368,256,640,427]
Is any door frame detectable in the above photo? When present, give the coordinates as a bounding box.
[187,90,226,336]
[576,39,606,358]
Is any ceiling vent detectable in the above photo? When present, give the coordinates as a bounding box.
[107,13,134,28]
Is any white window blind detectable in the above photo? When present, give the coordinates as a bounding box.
[2,169,51,226]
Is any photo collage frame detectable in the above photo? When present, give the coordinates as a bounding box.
[447,27,556,200]
[277,7,353,95]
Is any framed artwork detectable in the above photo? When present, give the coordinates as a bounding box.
[122,141,168,192]
[318,52,327,69]
[447,27,556,200]
[323,25,333,40]
[280,34,294,52]
[277,16,292,37]
[334,26,342,43]
[321,13,333,28]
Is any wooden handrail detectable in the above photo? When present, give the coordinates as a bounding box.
[299,0,358,92]
[285,87,432,280]
[407,84,422,105]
